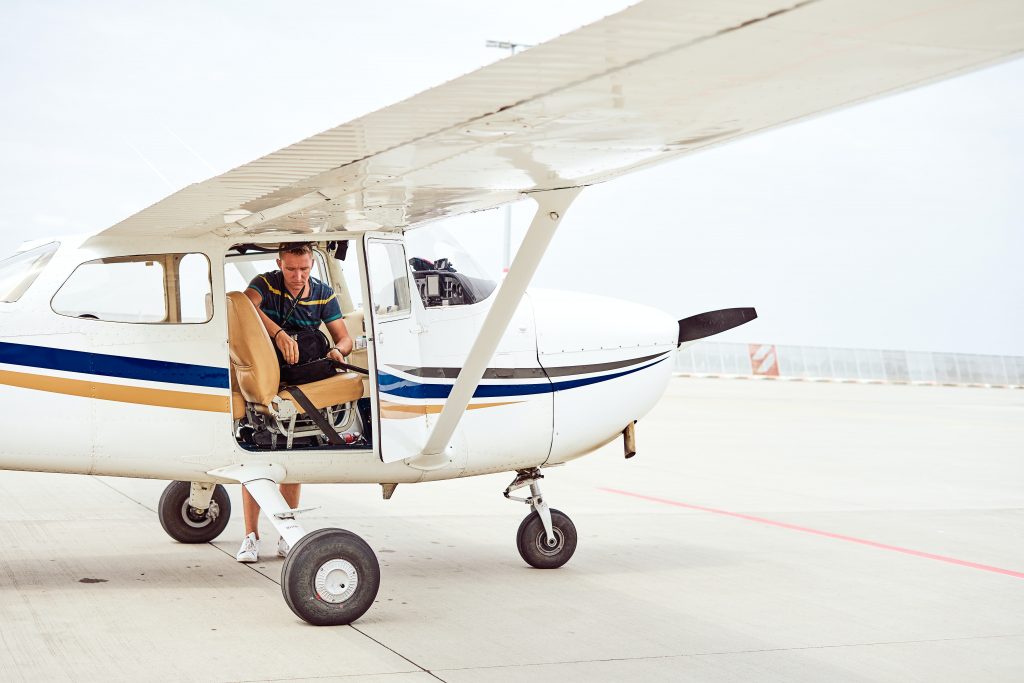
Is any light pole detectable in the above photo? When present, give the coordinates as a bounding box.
[486,40,532,272]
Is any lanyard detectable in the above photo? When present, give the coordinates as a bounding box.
[279,280,307,330]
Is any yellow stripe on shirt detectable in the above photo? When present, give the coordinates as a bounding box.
[298,294,337,306]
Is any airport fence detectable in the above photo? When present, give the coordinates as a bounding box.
[675,342,1024,388]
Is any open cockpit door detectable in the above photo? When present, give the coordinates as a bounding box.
[362,233,427,464]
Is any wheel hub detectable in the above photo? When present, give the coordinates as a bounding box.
[314,559,359,604]
[535,527,564,556]
[180,500,218,528]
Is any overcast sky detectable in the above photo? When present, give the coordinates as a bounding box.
[1,1,1021,355]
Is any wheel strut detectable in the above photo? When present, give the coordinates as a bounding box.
[504,468,555,545]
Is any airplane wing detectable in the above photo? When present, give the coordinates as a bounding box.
[95,0,1024,240]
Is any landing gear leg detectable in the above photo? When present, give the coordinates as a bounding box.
[505,468,577,569]
[206,464,381,625]
[242,473,380,626]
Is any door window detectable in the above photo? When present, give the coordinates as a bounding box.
[366,241,411,318]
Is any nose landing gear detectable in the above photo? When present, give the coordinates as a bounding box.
[504,469,577,569]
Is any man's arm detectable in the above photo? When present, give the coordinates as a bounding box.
[244,288,299,365]
[325,318,353,361]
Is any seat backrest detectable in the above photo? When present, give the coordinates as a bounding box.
[226,291,280,406]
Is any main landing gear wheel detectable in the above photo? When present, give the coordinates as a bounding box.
[281,528,380,626]
[516,508,577,569]
[158,481,231,544]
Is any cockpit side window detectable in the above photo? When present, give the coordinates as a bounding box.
[51,253,213,324]
[0,242,60,303]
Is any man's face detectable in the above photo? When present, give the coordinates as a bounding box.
[278,251,314,295]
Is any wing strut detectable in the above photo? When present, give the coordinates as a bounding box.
[411,187,582,469]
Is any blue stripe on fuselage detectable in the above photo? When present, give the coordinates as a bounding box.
[0,341,230,389]
[378,356,667,400]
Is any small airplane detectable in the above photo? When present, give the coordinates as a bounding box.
[1,0,1021,626]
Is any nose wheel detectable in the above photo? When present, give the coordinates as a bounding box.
[505,469,577,569]
[516,508,577,569]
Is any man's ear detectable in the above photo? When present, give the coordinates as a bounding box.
[276,258,282,269]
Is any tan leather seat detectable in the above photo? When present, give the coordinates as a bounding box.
[226,291,363,415]
[280,374,362,410]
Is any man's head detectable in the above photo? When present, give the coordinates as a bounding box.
[277,243,314,296]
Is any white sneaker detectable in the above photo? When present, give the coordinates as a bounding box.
[277,536,290,558]
[236,533,259,563]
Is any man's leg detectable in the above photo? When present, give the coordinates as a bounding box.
[242,485,261,538]
[237,486,262,562]
[280,482,301,508]
[277,483,301,557]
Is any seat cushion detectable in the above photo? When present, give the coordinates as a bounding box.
[278,371,364,413]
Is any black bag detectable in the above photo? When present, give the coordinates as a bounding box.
[272,289,337,385]
[277,328,335,384]
[281,357,338,385]
[278,327,330,365]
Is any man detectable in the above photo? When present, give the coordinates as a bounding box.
[236,242,353,563]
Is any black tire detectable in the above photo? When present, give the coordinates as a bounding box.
[157,481,231,544]
[281,528,380,626]
[516,508,577,569]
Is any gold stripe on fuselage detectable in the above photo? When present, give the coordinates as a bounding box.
[0,370,230,413]
[379,400,521,420]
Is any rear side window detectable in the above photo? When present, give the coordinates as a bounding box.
[0,242,59,303]
[52,253,212,324]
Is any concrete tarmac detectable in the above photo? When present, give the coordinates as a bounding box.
[1,377,1022,682]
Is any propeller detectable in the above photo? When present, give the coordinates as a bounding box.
[678,307,757,346]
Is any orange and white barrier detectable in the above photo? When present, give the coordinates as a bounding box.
[748,344,779,377]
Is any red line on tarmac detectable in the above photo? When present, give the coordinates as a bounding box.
[599,487,1024,580]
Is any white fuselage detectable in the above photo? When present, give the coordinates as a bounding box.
[0,235,677,485]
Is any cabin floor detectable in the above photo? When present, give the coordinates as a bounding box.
[0,377,1022,682]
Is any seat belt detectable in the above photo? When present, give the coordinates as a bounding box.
[281,385,346,446]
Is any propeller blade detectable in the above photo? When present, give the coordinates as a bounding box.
[678,307,757,346]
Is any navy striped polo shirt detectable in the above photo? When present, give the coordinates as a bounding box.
[247,271,343,330]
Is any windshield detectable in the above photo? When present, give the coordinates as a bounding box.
[0,242,59,303]
[406,225,496,307]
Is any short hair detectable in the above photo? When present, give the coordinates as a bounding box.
[278,242,313,258]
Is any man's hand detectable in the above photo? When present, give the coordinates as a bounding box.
[275,331,300,365]
[327,347,345,364]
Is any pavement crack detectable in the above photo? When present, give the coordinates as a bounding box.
[91,476,157,513]
[349,624,447,682]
